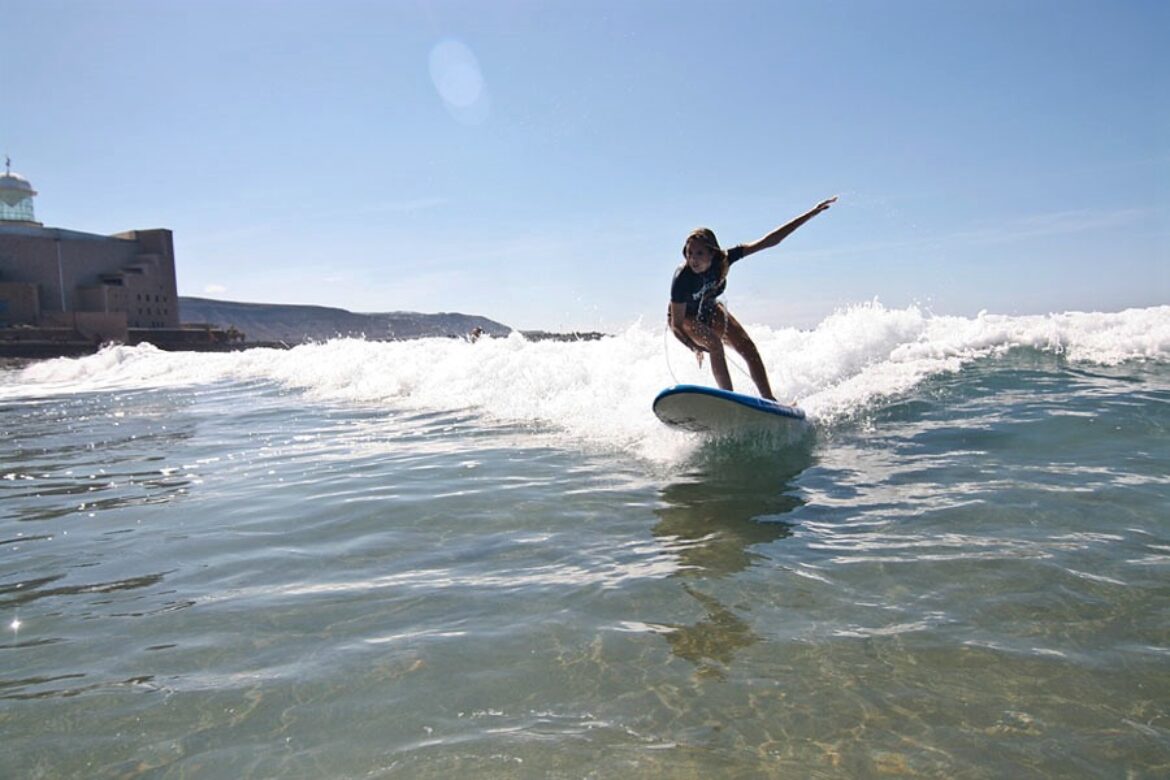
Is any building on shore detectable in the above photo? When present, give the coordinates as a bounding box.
[0,159,232,356]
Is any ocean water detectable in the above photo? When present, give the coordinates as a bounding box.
[2,302,1168,778]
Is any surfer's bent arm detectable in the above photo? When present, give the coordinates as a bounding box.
[669,302,706,354]
[741,196,837,258]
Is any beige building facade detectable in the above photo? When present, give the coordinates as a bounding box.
[0,161,179,343]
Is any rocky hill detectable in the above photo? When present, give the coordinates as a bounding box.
[179,297,512,344]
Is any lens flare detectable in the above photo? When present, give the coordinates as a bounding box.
[428,38,491,125]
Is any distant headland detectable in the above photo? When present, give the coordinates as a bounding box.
[0,295,607,359]
[179,297,607,346]
[179,297,509,346]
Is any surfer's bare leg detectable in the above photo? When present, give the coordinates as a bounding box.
[682,318,734,391]
[720,308,776,401]
[707,346,733,392]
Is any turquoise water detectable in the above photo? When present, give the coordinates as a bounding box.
[2,304,1168,777]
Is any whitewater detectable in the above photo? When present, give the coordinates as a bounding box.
[2,302,1169,777]
[7,302,1168,459]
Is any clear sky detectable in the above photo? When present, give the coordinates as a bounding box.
[5,0,1168,331]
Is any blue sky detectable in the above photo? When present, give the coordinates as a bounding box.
[5,0,1167,331]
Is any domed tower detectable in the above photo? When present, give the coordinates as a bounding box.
[0,156,41,226]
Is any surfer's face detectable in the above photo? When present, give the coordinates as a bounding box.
[684,238,715,273]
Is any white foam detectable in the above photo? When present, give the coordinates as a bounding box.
[2,303,1167,461]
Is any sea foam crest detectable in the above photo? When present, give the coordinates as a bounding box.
[3,304,1167,458]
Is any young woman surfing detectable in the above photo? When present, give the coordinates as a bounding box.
[668,196,836,401]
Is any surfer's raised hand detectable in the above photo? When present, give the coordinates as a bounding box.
[742,196,839,257]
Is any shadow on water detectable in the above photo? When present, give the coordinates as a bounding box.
[650,436,814,675]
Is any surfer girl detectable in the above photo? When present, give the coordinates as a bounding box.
[668,196,836,400]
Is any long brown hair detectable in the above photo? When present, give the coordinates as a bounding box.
[683,227,729,282]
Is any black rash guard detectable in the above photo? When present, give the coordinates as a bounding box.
[670,244,746,323]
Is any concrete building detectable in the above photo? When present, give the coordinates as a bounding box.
[0,159,180,344]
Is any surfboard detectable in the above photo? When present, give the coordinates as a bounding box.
[652,384,810,437]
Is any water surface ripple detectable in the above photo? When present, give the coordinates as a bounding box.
[2,330,1168,777]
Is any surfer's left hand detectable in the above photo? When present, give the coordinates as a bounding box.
[816,196,838,212]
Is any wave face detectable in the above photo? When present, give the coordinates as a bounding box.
[4,304,1167,460]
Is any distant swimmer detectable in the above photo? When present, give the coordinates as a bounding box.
[668,196,836,401]
[468,326,485,342]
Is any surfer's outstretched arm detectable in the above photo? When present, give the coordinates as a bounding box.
[741,196,837,258]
